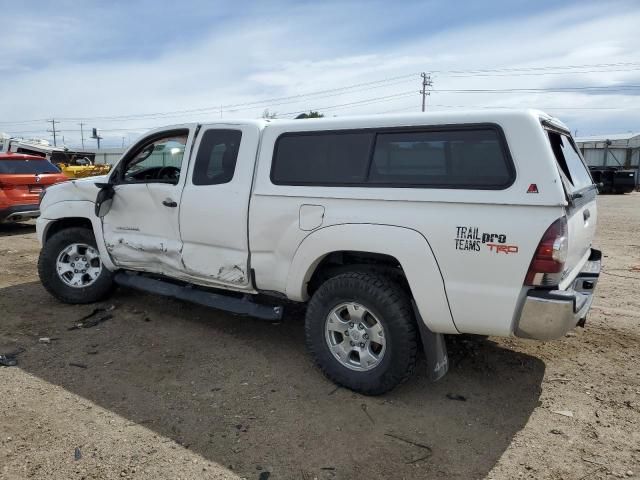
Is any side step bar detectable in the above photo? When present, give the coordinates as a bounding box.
[114,272,283,321]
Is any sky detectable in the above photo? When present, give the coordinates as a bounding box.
[1,0,639,148]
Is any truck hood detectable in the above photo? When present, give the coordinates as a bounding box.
[40,175,109,211]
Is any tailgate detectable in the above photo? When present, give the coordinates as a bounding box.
[563,191,597,286]
[546,128,598,285]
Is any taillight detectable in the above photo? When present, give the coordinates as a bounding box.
[524,217,568,287]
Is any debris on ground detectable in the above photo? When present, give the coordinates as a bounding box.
[551,410,574,418]
[550,429,564,435]
[361,403,375,424]
[39,337,51,344]
[0,347,25,367]
[384,432,433,464]
[74,447,82,461]
[0,354,18,367]
[68,306,115,330]
[446,393,467,401]
[258,472,271,480]
[69,362,88,369]
[546,377,571,383]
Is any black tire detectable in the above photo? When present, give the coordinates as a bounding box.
[305,271,418,395]
[38,227,115,304]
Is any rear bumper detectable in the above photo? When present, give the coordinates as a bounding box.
[515,249,601,341]
[0,204,40,222]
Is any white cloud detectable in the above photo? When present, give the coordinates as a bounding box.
[1,1,639,147]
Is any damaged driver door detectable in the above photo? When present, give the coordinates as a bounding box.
[100,126,196,275]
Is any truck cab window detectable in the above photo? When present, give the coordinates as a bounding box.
[121,133,188,184]
[192,129,242,185]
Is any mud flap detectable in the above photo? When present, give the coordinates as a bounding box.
[412,301,448,382]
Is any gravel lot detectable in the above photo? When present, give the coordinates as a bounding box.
[0,193,639,480]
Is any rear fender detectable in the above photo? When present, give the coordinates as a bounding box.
[286,223,458,334]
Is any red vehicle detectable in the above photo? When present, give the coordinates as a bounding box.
[0,153,68,223]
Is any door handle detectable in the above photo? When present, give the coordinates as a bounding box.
[162,199,178,208]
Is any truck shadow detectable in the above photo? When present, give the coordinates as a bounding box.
[2,281,544,480]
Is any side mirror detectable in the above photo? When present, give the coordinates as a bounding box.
[95,186,115,217]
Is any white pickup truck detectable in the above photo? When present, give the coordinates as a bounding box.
[36,110,601,394]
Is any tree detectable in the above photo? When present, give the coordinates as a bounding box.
[262,109,278,119]
[295,111,325,119]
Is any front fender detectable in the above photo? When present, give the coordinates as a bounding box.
[36,200,115,271]
[286,223,458,334]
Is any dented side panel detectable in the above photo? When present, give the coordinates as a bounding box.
[102,182,186,272]
[177,122,262,290]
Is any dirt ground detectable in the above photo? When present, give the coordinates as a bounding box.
[0,194,639,480]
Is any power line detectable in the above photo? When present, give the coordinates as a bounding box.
[443,67,640,78]
[429,61,640,75]
[2,61,640,126]
[431,85,640,93]
[273,91,419,117]
[44,74,419,123]
[7,90,640,136]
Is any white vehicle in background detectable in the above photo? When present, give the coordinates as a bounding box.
[35,110,601,394]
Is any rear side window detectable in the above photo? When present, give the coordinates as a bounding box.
[0,160,60,174]
[271,126,514,189]
[547,131,593,192]
[370,128,512,187]
[271,132,373,185]
[192,129,242,185]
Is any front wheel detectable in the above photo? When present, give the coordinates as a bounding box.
[38,227,115,304]
[305,272,418,395]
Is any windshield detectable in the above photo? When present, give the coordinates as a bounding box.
[0,159,61,174]
[547,131,594,192]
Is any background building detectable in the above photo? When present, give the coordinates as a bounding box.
[576,132,639,189]
[576,132,640,167]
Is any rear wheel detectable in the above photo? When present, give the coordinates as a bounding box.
[305,271,418,395]
[38,227,114,304]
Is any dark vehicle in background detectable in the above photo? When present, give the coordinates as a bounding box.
[0,153,68,223]
[589,166,636,194]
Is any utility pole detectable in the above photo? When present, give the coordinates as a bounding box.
[79,123,86,149]
[47,119,59,146]
[420,72,433,112]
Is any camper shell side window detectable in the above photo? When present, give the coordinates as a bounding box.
[270,124,515,190]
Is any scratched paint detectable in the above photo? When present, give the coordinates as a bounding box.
[106,234,183,269]
[214,264,246,284]
[106,233,247,285]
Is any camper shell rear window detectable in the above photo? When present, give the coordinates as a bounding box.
[270,124,515,189]
[545,127,594,193]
